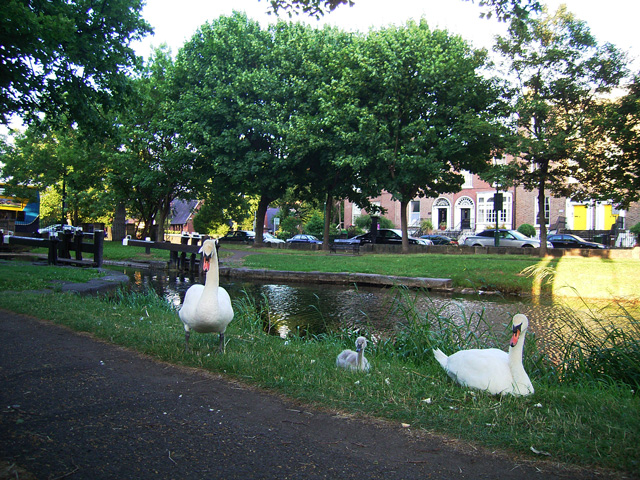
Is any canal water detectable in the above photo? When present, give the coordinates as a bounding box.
[109,265,565,340]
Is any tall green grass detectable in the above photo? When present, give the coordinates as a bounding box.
[0,285,638,474]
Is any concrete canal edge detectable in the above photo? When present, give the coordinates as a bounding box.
[219,266,453,292]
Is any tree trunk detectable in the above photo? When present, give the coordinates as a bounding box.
[112,203,127,241]
[537,177,548,256]
[157,198,171,242]
[400,199,410,254]
[254,196,270,247]
[322,192,333,251]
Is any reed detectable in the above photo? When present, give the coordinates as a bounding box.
[541,303,640,390]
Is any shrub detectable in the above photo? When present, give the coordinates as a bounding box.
[518,223,536,237]
[421,219,434,233]
[304,211,325,237]
[630,222,640,239]
[354,214,394,231]
[278,215,301,239]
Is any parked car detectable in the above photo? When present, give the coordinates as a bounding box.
[420,234,458,246]
[340,228,431,246]
[262,232,285,244]
[286,234,322,244]
[219,230,255,243]
[547,234,607,249]
[37,224,82,235]
[464,229,553,249]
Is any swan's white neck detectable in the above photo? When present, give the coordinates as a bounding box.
[508,330,529,383]
[356,349,363,368]
[200,249,220,306]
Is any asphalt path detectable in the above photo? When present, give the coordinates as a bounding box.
[0,309,612,480]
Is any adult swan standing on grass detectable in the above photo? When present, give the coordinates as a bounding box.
[179,239,234,353]
[337,336,371,372]
[433,314,534,396]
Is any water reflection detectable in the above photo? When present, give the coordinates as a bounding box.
[109,266,563,339]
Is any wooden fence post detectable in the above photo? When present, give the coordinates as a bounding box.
[48,237,59,265]
[75,231,84,261]
[94,230,104,268]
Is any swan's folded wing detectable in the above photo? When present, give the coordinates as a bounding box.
[446,348,512,394]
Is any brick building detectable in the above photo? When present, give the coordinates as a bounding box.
[342,170,639,237]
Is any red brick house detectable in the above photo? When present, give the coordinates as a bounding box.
[342,170,639,239]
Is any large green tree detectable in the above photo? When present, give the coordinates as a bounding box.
[495,5,629,254]
[277,24,379,249]
[173,13,305,246]
[574,74,640,210]
[110,46,196,240]
[1,0,152,128]
[332,19,509,253]
[1,120,113,226]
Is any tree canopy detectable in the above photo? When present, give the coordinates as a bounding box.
[2,1,638,244]
[325,19,509,251]
[1,0,152,128]
[263,0,541,22]
[574,74,640,210]
[495,5,629,253]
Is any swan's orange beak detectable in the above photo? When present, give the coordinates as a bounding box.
[510,324,521,347]
[202,254,211,273]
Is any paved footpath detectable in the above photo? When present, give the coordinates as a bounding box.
[0,309,610,480]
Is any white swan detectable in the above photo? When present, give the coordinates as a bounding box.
[433,314,534,396]
[336,336,371,372]
[179,239,234,353]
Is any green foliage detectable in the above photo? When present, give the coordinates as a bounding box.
[0,0,152,127]
[354,214,394,231]
[173,13,298,238]
[1,122,117,226]
[193,195,251,235]
[630,222,640,238]
[39,186,62,227]
[111,46,195,240]
[495,5,630,244]
[304,211,325,236]
[325,18,509,250]
[420,219,434,233]
[278,215,302,239]
[517,223,536,237]
[536,304,640,390]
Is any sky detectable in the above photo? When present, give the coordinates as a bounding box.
[133,0,640,69]
[2,0,638,137]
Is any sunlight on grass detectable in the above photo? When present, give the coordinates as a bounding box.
[550,256,640,300]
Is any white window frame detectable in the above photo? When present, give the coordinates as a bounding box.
[477,192,512,230]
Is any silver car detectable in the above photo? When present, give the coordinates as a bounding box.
[464,229,553,249]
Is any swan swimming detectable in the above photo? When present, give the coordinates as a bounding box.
[336,336,371,372]
[179,239,234,353]
[433,314,534,396]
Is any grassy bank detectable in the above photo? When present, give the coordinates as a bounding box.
[98,241,640,299]
[0,283,637,476]
[0,259,105,291]
[2,245,639,475]
[27,240,639,299]
[239,249,640,300]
